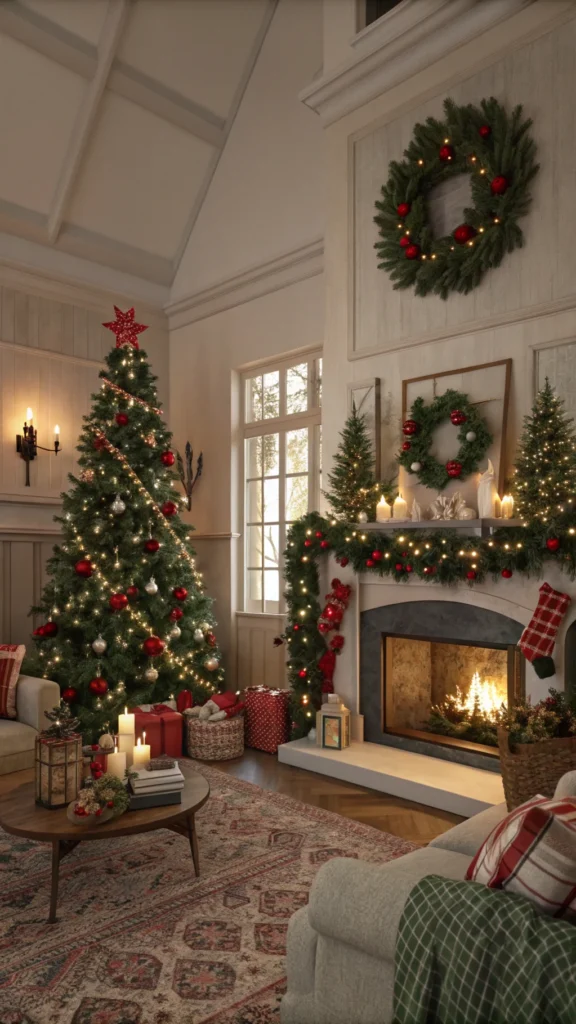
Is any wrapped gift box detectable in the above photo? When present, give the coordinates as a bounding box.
[130,704,184,758]
[131,708,163,758]
[245,686,290,754]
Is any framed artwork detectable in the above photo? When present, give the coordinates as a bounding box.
[402,359,512,498]
[348,377,381,477]
[535,342,576,418]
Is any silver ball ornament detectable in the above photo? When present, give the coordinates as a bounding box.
[92,634,107,655]
[111,494,126,515]
[144,576,158,596]
[466,431,477,442]
[204,656,219,671]
[144,666,159,683]
[169,624,181,639]
[193,628,204,643]
[410,461,422,472]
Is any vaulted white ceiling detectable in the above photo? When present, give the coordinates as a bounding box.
[0,0,275,288]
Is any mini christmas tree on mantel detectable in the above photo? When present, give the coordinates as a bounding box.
[28,307,224,739]
[325,406,395,522]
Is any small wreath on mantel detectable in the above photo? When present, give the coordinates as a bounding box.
[374,96,539,299]
[398,389,492,491]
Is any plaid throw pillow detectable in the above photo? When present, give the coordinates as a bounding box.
[0,644,25,719]
[466,794,576,918]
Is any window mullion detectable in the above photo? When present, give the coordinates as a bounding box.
[279,429,286,614]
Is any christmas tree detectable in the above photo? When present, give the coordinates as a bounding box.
[325,406,386,522]
[28,307,223,739]
[512,378,576,528]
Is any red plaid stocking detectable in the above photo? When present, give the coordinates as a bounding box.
[519,583,571,679]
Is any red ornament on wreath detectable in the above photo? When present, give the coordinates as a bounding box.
[89,677,108,696]
[405,243,421,261]
[169,607,183,621]
[144,538,160,553]
[372,551,383,562]
[491,175,508,195]
[161,500,178,518]
[75,559,93,578]
[62,687,78,703]
[501,568,513,579]
[403,420,419,436]
[304,539,313,548]
[399,235,411,249]
[161,451,175,467]
[439,144,454,162]
[446,460,463,478]
[109,592,128,611]
[43,621,59,637]
[467,570,477,580]
[126,585,139,600]
[142,635,165,657]
[450,409,467,425]
[173,586,188,601]
[479,124,492,138]
[115,412,129,427]
[397,202,411,218]
[320,540,330,550]
[546,538,560,552]
[453,224,476,245]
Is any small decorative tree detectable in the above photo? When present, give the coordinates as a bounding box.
[512,378,576,528]
[325,407,379,521]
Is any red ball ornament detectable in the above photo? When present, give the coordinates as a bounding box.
[546,538,560,552]
[115,412,129,426]
[366,559,375,568]
[315,531,324,538]
[107,800,114,809]
[439,144,454,162]
[206,632,217,647]
[403,420,420,436]
[405,564,413,573]
[491,175,508,195]
[397,201,411,218]
[43,621,58,637]
[75,559,93,578]
[338,556,349,567]
[161,451,175,467]
[450,409,467,425]
[89,676,108,695]
[501,568,513,579]
[33,625,46,637]
[453,224,477,245]
[169,607,183,621]
[292,623,300,631]
[62,687,78,703]
[298,669,307,678]
[479,124,492,139]
[173,586,188,601]
[402,441,412,452]
[304,539,313,548]
[423,566,437,576]
[446,460,463,478]
[93,435,106,451]
[126,585,139,599]
[395,563,404,572]
[371,551,383,561]
[144,538,160,553]
[405,243,421,261]
[109,592,128,612]
[142,635,165,657]
[399,235,411,249]
[466,570,477,580]
[320,540,330,550]
[161,500,177,518]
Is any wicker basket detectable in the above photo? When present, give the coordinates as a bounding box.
[186,715,244,761]
[498,727,576,809]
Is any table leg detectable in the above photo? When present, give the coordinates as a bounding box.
[187,814,200,877]
[49,840,61,924]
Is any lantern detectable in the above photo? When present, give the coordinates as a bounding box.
[316,694,351,751]
[35,732,82,808]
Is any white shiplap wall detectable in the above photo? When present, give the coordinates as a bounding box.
[0,272,168,644]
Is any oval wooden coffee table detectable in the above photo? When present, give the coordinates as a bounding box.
[0,773,210,923]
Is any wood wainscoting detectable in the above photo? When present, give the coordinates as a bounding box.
[0,525,60,643]
[237,612,287,691]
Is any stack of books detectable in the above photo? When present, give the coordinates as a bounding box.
[129,763,185,809]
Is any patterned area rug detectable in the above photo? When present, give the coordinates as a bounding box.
[0,762,416,1024]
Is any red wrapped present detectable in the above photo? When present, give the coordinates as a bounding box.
[132,708,163,758]
[153,704,183,757]
[177,690,193,712]
[245,686,290,754]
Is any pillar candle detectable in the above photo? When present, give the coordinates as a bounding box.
[133,733,150,769]
[118,707,135,737]
[376,495,392,522]
[393,494,408,520]
[501,494,514,519]
[106,745,126,780]
[117,732,134,767]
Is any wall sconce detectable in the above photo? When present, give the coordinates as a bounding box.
[16,408,61,486]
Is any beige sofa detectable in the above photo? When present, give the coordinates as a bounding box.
[281,772,576,1024]
[0,675,60,774]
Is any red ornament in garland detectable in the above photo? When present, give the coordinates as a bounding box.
[405,243,421,261]
[62,687,78,703]
[453,224,477,245]
[403,420,420,436]
[446,460,463,478]
[169,607,183,621]
[450,409,467,425]
[399,235,411,249]
[405,564,413,573]
[501,568,513,579]
[371,551,383,561]
[161,451,175,467]
[126,585,139,599]
[109,592,128,611]
[298,669,307,679]
[490,175,509,195]
[479,124,492,139]
[320,540,330,550]
[103,305,148,350]
[366,559,375,568]
[338,556,349,567]
[43,621,58,637]
[546,538,560,552]
[75,559,93,578]
[115,412,129,426]
[173,586,188,601]
[142,635,165,657]
[423,566,437,576]
[161,500,178,518]
[304,539,313,548]
[144,538,160,553]
[89,677,108,695]
[397,202,411,218]
[466,570,477,580]
[439,144,454,162]
[395,563,404,572]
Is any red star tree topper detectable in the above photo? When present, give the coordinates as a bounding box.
[103,306,148,349]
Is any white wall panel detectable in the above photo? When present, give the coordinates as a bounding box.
[237,613,287,691]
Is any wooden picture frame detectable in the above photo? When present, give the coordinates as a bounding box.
[402,359,512,497]
[348,377,381,477]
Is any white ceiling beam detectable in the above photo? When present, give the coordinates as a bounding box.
[47,0,129,244]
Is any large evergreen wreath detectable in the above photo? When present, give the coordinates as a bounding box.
[398,389,492,490]
[374,97,539,299]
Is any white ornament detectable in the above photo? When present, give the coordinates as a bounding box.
[307,727,317,743]
[477,459,497,518]
[144,577,158,596]
[466,430,477,442]
[92,635,107,655]
[358,511,368,523]
[200,622,211,632]
[144,666,159,683]
[169,624,181,639]
[111,494,126,515]
[98,733,115,752]
[193,628,204,643]
[411,500,422,522]
[204,656,219,671]
[410,462,422,473]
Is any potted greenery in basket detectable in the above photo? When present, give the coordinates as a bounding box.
[497,689,576,808]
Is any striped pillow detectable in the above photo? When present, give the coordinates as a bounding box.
[0,644,25,719]
[466,794,576,919]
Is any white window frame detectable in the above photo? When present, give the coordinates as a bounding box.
[241,350,322,614]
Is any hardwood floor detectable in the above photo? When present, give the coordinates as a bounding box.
[0,750,464,847]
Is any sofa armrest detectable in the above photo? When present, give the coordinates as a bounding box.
[16,675,60,732]
[308,847,471,964]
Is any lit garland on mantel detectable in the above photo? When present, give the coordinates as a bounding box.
[285,511,576,738]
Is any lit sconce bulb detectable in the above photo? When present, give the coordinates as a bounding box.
[54,424,60,437]
[26,407,33,424]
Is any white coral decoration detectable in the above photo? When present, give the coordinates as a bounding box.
[410,500,422,522]
[430,492,476,520]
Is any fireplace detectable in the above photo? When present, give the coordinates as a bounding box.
[360,600,525,770]
[383,633,524,757]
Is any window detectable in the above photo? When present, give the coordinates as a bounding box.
[243,353,322,613]
[364,0,405,28]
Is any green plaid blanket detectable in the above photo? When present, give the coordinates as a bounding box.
[393,875,576,1024]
